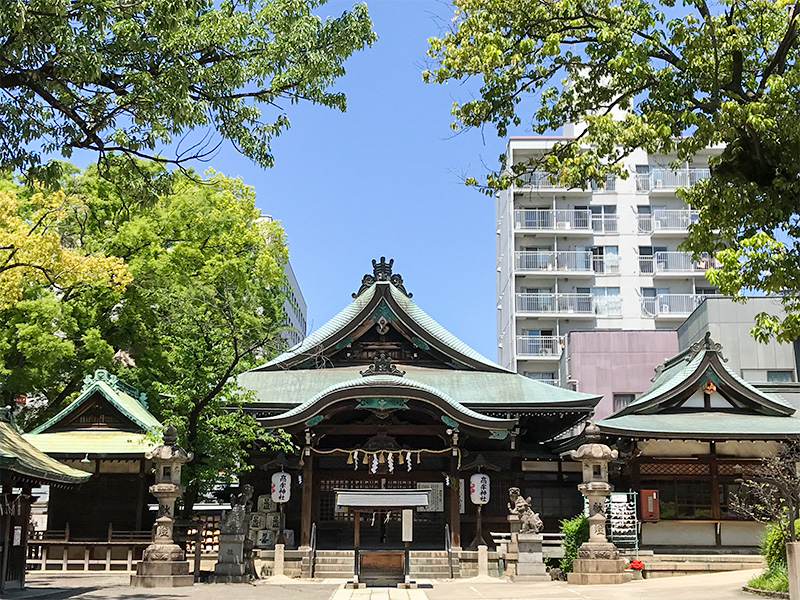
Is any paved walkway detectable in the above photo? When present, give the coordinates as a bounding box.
[14,569,762,600]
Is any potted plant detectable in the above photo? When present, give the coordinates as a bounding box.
[627,559,644,580]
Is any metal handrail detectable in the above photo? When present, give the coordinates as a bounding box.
[310,522,317,579]
[444,523,454,579]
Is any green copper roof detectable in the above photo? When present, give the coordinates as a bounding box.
[598,333,797,439]
[0,419,90,485]
[32,370,161,435]
[598,412,800,440]
[239,365,599,411]
[612,334,793,418]
[24,431,156,455]
[253,282,506,372]
[257,374,517,430]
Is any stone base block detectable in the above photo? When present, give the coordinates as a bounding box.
[397,582,418,589]
[567,572,632,585]
[214,562,246,577]
[345,582,366,589]
[572,558,628,574]
[130,560,193,588]
[130,561,193,588]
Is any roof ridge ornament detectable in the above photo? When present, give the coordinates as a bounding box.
[352,257,413,298]
[689,331,727,362]
[361,352,406,377]
[81,368,149,407]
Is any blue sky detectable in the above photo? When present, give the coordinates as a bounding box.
[208,0,512,361]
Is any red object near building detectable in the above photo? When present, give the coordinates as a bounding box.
[640,489,659,521]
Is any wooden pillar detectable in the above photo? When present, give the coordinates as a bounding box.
[710,443,722,546]
[300,448,313,548]
[135,458,145,531]
[448,454,461,549]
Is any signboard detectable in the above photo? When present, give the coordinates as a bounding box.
[271,472,291,503]
[12,526,21,546]
[401,509,413,542]
[469,473,491,505]
[459,479,465,514]
[416,482,444,512]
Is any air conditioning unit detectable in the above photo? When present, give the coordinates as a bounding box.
[661,305,670,313]
[655,180,663,188]
[556,221,571,229]
[654,220,662,230]
[539,348,553,356]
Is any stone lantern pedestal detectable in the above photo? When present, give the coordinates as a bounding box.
[131,425,194,588]
[566,423,631,585]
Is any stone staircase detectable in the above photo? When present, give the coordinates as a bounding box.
[311,550,458,580]
[642,553,765,578]
[313,550,354,579]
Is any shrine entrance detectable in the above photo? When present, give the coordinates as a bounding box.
[336,488,430,587]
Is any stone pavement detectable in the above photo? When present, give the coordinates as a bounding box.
[15,569,761,600]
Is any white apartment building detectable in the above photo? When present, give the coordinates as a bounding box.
[257,215,308,348]
[496,135,719,384]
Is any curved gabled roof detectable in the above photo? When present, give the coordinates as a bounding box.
[599,333,797,439]
[256,373,517,432]
[31,370,161,435]
[251,282,507,373]
[0,418,90,486]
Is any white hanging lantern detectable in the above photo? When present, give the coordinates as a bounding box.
[470,473,491,505]
[271,471,291,503]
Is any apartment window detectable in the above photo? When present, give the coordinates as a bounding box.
[613,394,635,412]
[635,165,651,192]
[696,288,717,295]
[767,371,794,383]
[591,206,617,233]
[592,246,619,274]
[525,372,558,385]
[592,287,621,316]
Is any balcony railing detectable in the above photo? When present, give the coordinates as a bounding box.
[516,335,564,357]
[518,171,616,192]
[515,209,591,231]
[637,209,699,233]
[524,374,561,386]
[639,252,716,274]
[636,168,710,192]
[641,294,707,317]
[515,251,593,273]
[593,254,620,274]
[516,293,622,316]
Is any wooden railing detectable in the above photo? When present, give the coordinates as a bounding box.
[27,525,152,572]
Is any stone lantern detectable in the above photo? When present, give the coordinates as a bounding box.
[566,422,631,585]
[131,424,194,588]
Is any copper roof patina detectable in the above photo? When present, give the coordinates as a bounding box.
[598,332,799,440]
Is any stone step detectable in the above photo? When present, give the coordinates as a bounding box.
[315,551,354,557]
[652,554,763,563]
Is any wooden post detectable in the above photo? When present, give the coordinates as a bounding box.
[449,455,461,549]
[353,509,360,582]
[300,449,313,548]
[135,459,145,531]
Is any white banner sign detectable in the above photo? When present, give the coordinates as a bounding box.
[416,482,444,512]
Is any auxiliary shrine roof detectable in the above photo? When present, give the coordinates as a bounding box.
[0,409,90,486]
[598,333,800,440]
[25,369,161,456]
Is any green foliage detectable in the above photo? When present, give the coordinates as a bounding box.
[425,0,800,341]
[1,160,295,499]
[748,563,789,593]
[0,0,376,174]
[559,512,589,573]
[763,522,790,569]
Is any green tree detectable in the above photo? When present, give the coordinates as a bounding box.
[0,0,376,175]
[425,0,800,340]
[2,162,295,500]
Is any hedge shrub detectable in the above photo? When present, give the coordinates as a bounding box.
[559,513,589,573]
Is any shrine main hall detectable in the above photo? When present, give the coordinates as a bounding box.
[236,258,601,551]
